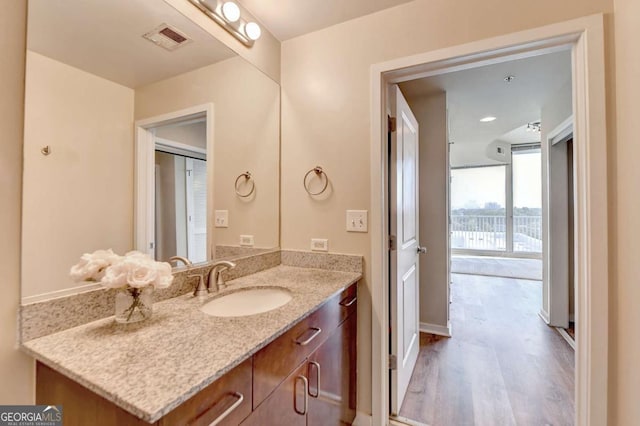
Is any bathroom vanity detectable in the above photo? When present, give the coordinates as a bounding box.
[24,265,359,425]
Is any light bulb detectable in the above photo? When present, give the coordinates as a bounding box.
[480,116,496,122]
[244,22,261,41]
[221,2,240,23]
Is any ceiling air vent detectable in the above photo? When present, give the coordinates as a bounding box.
[143,23,192,51]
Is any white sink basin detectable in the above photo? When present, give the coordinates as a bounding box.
[200,287,293,317]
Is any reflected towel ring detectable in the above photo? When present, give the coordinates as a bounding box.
[303,166,329,196]
[235,171,255,198]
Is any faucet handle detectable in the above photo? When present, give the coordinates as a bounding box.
[188,274,207,297]
[216,266,231,289]
[208,261,236,292]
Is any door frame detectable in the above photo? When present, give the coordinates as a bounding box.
[543,116,575,327]
[369,14,608,426]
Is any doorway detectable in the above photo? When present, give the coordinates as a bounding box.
[369,15,608,426]
[389,48,575,425]
[134,103,214,262]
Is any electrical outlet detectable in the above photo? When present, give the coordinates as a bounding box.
[240,235,254,247]
[346,210,368,232]
[214,210,228,228]
[311,238,328,252]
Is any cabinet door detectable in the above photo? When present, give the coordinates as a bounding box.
[241,361,308,426]
[253,283,357,409]
[307,312,357,426]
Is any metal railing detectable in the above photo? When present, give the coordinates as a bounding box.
[451,215,542,253]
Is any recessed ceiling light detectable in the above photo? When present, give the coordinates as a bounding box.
[480,116,497,122]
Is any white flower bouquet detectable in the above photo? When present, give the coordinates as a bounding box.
[70,249,174,323]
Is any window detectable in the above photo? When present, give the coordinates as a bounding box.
[450,145,542,255]
[451,166,507,251]
[512,148,542,252]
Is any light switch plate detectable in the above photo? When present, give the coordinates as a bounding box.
[346,210,368,232]
[214,210,228,228]
[311,238,328,252]
[240,235,254,247]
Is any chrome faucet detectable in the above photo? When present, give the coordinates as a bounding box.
[208,260,236,292]
[168,256,192,267]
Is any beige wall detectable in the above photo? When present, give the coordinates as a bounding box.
[281,0,613,415]
[0,1,34,403]
[156,121,207,150]
[22,51,135,299]
[135,56,280,249]
[406,92,450,328]
[163,0,281,83]
[610,0,640,423]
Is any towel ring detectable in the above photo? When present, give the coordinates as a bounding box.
[235,171,255,198]
[303,166,329,196]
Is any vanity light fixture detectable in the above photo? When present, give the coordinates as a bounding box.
[244,22,261,41]
[221,1,240,22]
[480,116,497,122]
[188,0,261,47]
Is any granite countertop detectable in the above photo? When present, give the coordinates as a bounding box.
[21,265,361,423]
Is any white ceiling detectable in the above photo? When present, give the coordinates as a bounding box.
[399,50,572,153]
[238,0,415,41]
[28,0,236,88]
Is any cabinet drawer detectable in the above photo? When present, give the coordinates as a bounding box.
[252,283,357,409]
[159,358,252,426]
[240,361,308,426]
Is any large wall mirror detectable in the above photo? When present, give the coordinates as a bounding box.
[22,0,280,301]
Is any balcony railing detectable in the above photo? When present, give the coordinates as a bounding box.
[451,215,542,253]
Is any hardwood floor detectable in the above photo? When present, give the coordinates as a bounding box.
[399,273,574,426]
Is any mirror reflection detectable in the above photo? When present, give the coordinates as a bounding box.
[21,0,280,300]
[154,119,208,264]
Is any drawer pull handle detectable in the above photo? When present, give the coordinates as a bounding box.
[340,296,357,307]
[295,327,322,346]
[308,361,321,398]
[207,392,244,426]
[294,375,309,415]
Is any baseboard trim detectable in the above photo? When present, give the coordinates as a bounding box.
[390,415,429,426]
[538,309,550,324]
[556,327,576,350]
[352,411,372,426]
[419,321,451,337]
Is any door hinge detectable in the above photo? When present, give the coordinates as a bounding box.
[389,235,397,251]
[388,354,397,370]
[388,115,397,133]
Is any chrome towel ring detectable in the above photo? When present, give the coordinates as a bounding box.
[303,166,328,195]
[235,171,255,198]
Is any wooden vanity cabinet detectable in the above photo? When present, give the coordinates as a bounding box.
[252,283,357,409]
[35,282,357,426]
[36,358,253,426]
[239,361,308,426]
[245,284,358,426]
[158,358,252,426]
[307,311,357,425]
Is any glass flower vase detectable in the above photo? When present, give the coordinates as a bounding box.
[115,286,153,324]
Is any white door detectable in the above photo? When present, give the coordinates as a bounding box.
[185,158,208,263]
[389,85,421,415]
